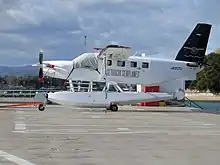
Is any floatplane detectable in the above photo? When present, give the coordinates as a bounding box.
[33,23,212,111]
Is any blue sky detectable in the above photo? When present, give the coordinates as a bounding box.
[0,0,219,65]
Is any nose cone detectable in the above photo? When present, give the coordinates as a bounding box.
[32,63,44,68]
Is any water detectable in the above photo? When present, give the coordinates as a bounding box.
[189,101,220,113]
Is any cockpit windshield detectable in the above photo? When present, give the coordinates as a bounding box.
[73,53,98,70]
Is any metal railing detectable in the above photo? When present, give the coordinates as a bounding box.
[184,96,203,109]
[0,89,61,98]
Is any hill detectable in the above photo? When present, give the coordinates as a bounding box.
[0,65,37,76]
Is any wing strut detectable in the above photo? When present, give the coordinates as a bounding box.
[65,66,75,81]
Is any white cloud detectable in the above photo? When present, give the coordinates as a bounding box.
[0,0,219,65]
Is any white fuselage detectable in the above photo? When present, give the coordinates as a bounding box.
[41,54,202,85]
[100,56,201,85]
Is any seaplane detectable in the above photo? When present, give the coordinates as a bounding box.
[33,23,212,111]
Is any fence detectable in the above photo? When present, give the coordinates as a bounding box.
[0,89,61,98]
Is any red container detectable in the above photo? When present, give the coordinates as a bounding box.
[138,85,160,106]
[144,101,159,106]
[144,85,160,92]
[138,102,145,106]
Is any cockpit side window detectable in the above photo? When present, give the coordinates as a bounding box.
[107,60,112,66]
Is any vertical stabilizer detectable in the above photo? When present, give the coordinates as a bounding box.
[175,23,212,65]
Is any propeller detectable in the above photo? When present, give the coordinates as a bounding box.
[36,49,60,82]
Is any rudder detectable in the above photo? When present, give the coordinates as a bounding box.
[175,23,212,65]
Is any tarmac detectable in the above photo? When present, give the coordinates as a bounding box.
[0,104,219,165]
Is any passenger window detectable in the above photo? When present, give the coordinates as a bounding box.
[117,60,125,67]
[107,60,112,66]
[130,61,137,67]
[142,62,149,68]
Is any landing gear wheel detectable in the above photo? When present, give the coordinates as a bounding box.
[110,104,118,112]
[38,104,45,111]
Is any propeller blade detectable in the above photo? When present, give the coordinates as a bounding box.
[38,49,44,82]
[39,68,43,77]
[39,48,43,64]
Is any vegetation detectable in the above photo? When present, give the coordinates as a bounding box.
[0,76,66,90]
[188,52,220,94]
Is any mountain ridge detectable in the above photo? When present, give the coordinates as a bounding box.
[0,65,38,76]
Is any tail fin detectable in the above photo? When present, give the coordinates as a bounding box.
[175,23,212,65]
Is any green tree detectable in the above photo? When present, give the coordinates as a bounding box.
[190,52,220,94]
[205,52,220,94]
[215,48,220,55]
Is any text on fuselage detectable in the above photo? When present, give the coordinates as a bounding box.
[106,69,140,78]
[171,66,182,70]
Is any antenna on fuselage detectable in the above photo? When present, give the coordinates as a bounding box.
[84,35,87,52]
